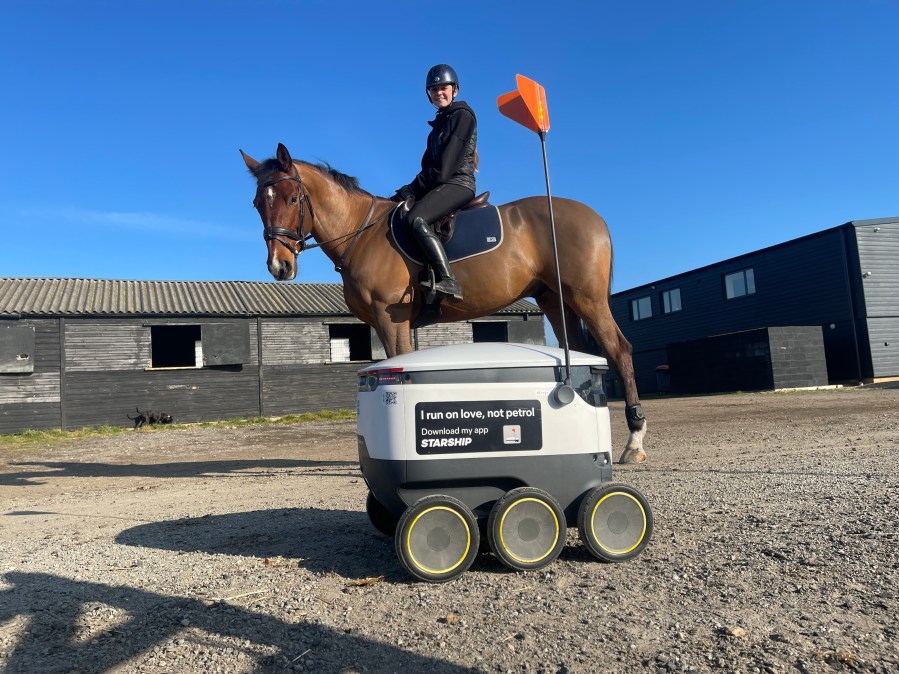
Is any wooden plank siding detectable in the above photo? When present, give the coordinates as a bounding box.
[262,363,360,416]
[62,318,263,428]
[0,401,62,433]
[261,319,330,364]
[65,367,261,428]
[65,319,260,371]
[0,319,63,433]
[0,316,369,431]
[65,322,151,371]
[855,222,899,378]
[867,319,899,378]
[416,322,473,349]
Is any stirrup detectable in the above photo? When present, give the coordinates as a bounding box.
[419,267,438,305]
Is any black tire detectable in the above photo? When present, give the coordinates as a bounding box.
[487,487,566,571]
[366,491,399,537]
[394,494,479,583]
[577,483,653,562]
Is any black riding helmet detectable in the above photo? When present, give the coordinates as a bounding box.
[425,64,459,101]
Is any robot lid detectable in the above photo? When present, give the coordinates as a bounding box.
[358,343,607,375]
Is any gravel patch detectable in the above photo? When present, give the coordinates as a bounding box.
[2,387,897,673]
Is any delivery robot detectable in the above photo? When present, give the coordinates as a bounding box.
[356,342,652,582]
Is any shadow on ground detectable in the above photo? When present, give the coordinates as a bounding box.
[1,458,358,487]
[0,571,482,674]
[116,507,400,579]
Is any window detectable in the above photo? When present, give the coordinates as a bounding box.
[630,296,652,321]
[151,325,201,368]
[472,322,508,343]
[662,288,682,314]
[328,324,372,362]
[149,323,250,369]
[725,268,756,299]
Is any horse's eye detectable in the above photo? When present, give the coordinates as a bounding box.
[289,195,298,205]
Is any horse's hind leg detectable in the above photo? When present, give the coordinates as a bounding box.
[569,297,647,464]
[534,289,591,352]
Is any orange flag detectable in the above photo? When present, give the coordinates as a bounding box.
[497,74,550,134]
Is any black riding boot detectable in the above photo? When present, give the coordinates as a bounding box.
[411,217,463,302]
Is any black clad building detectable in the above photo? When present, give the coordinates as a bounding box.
[608,218,899,393]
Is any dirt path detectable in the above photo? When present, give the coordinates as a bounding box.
[1,387,897,673]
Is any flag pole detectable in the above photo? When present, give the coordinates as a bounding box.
[498,74,572,391]
[538,130,571,385]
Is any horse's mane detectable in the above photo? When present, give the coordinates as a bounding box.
[251,158,371,197]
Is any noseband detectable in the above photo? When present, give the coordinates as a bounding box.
[261,163,313,256]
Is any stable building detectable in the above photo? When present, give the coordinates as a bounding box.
[608,217,899,394]
[0,278,544,434]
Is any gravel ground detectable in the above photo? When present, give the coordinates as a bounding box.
[1,386,897,674]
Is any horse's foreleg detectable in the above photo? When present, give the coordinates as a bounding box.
[372,312,414,358]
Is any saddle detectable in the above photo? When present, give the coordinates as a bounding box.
[407,191,492,244]
[391,193,501,267]
[390,192,502,330]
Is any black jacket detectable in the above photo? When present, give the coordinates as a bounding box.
[396,100,477,200]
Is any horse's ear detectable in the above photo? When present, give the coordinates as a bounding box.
[276,143,293,172]
[240,149,260,173]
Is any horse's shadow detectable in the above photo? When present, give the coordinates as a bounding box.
[0,571,482,674]
[116,507,398,579]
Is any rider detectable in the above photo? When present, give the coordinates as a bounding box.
[392,64,477,303]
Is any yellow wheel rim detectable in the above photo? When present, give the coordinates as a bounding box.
[498,497,560,564]
[590,491,646,555]
[405,505,471,574]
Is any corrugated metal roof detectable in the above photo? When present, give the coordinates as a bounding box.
[0,278,542,318]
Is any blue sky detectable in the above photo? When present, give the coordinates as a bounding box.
[1,0,897,294]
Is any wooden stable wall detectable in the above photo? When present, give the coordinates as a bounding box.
[0,313,545,434]
[0,319,62,433]
[0,316,360,433]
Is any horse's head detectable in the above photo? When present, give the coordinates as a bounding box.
[241,143,310,281]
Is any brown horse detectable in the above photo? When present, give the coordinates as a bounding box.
[241,143,647,463]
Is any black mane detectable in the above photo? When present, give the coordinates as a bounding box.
[250,158,369,197]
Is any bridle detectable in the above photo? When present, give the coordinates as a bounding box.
[258,162,386,270]
[260,163,313,256]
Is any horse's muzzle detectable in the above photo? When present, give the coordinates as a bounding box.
[268,258,296,281]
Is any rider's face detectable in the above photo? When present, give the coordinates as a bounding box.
[428,83,455,108]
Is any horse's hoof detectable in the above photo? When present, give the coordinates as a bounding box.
[618,447,647,464]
